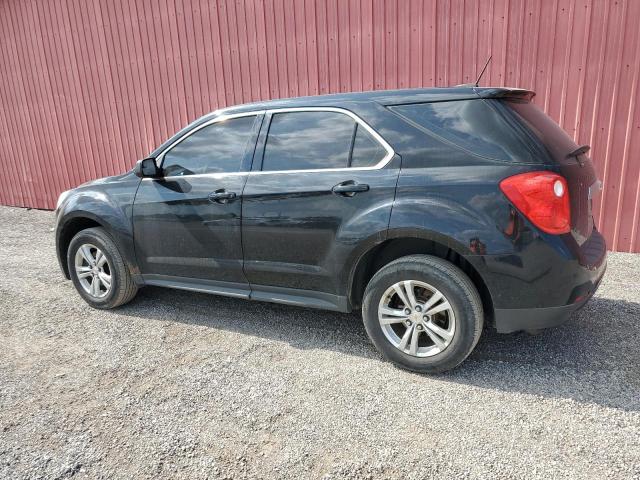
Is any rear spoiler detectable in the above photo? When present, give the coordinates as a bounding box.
[474,87,535,102]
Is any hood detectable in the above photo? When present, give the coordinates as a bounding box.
[76,170,137,188]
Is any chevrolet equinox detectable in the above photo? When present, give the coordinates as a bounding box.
[55,87,607,373]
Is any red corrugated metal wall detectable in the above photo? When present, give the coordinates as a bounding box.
[0,0,639,251]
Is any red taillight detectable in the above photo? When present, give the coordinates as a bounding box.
[499,171,571,235]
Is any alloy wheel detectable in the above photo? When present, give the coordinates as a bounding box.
[377,280,456,357]
[74,243,112,298]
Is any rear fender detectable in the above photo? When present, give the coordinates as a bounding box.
[389,195,516,256]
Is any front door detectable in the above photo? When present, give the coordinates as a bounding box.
[133,113,260,289]
[241,108,399,302]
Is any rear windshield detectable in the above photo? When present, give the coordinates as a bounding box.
[504,100,580,164]
[390,99,548,164]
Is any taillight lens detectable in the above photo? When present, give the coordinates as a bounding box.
[499,171,571,234]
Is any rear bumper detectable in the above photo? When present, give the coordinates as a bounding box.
[465,229,607,333]
[493,269,603,333]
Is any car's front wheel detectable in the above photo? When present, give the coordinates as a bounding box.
[67,227,138,309]
[362,254,483,373]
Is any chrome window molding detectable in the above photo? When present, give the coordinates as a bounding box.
[141,171,250,181]
[153,106,395,179]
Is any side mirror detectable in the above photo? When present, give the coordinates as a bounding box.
[134,158,161,178]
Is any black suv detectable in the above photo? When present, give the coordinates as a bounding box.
[55,87,607,373]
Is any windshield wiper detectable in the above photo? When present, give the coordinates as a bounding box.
[566,145,590,166]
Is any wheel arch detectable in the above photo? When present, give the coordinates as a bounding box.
[348,231,494,324]
[56,213,109,279]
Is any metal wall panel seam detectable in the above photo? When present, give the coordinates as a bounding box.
[597,0,627,238]
[612,7,640,251]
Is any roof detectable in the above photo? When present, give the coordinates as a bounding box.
[217,86,535,115]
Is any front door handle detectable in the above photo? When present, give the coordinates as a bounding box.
[208,189,237,204]
[332,181,370,197]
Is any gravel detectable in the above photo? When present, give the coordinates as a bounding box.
[1,205,639,479]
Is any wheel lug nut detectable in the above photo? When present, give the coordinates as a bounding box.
[417,325,423,330]
[415,305,422,312]
[404,308,411,315]
[405,320,412,326]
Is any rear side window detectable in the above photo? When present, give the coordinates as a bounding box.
[390,100,543,163]
[162,115,255,176]
[262,111,354,171]
[350,124,388,167]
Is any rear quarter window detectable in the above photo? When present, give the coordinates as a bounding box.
[390,99,546,164]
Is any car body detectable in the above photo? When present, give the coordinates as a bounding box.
[55,87,607,372]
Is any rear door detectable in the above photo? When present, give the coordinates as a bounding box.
[133,113,261,286]
[241,107,399,301]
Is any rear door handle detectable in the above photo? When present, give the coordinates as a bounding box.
[208,189,237,204]
[332,181,370,196]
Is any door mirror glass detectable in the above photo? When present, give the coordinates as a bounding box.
[134,158,160,178]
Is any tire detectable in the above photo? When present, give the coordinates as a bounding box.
[362,254,483,373]
[67,227,138,309]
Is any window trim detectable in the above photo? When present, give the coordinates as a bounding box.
[156,111,264,177]
[253,106,395,174]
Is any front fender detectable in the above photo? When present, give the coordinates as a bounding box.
[55,178,139,278]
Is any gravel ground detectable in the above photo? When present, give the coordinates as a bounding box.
[0,205,639,480]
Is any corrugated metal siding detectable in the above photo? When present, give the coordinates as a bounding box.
[0,0,639,252]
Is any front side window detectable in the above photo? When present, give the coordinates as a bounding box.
[262,111,355,171]
[162,116,256,176]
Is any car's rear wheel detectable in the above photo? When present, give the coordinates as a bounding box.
[67,227,138,309]
[362,254,483,373]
